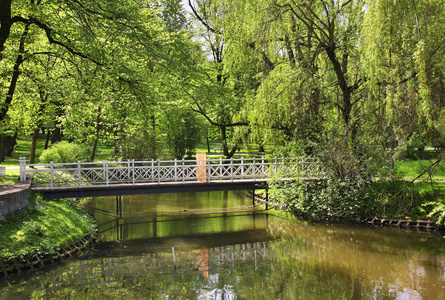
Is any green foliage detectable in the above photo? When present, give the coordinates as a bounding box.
[0,193,96,263]
[394,132,424,160]
[425,201,445,225]
[270,177,373,221]
[165,109,203,159]
[115,130,158,161]
[39,141,89,163]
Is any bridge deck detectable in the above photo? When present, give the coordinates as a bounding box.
[33,179,270,199]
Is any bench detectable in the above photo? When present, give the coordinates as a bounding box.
[213,147,223,152]
[0,167,5,177]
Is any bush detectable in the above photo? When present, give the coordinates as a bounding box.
[270,176,373,221]
[39,141,90,163]
[394,132,424,161]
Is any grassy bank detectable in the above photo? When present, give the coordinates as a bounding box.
[0,194,96,268]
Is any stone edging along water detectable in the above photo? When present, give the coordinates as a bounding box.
[0,233,101,277]
[247,191,444,232]
[0,181,31,218]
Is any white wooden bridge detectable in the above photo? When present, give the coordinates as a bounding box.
[19,156,323,198]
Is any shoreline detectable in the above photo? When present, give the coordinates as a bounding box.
[246,190,445,232]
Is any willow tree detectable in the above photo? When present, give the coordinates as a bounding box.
[185,0,251,158]
[214,0,368,176]
[361,0,445,148]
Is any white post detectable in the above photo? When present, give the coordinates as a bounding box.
[50,161,54,190]
[230,157,233,182]
[207,157,210,182]
[182,158,185,184]
[19,156,26,181]
[174,159,177,181]
[105,161,109,187]
[219,157,222,179]
[132,160,135,185]
[253,157,256,181]
[151,159,154,181]
[78,161,82,188]
[128,160,131,183]
[241,157,244,178]
[158,160,161,184]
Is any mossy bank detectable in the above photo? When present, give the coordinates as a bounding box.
[0,194,97,275]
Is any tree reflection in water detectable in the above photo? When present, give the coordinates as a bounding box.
[1,191,445,299]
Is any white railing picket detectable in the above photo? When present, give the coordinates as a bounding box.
[50,161,54,190]
[78,161,81,187]
[132,160,135,185]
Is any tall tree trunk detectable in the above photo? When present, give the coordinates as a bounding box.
[44,129,50,149]
[29,126,40,164]
[51,127,61,144]
[0,24,29,122]
[0,133,16,163]
[206,134,210,153]
[0,0,12,62]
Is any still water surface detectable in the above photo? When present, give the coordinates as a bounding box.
[1,190,445,299]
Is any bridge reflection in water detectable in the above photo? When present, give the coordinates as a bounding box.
[44,241,272,296]
[39,205,274,298]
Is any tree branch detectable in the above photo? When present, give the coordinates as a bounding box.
[11,15,104,66]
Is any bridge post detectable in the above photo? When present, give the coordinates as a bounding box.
[127,160,131,184]
[241,157,244,178]
[207,157,210,182]
[266,187,269,210]
[174,159,177,181]
[182,158,185,184]
[19,156,26,181]
[50,161,54,190]
[230,157,233,182]
[253,157,256,181]
[77,161,81,188]
[157,160,161,184]
[132,160,135,185]
[104,161,109,187]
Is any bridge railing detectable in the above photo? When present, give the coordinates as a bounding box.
[19,156,323,189]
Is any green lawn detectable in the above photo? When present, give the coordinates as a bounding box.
[394,157,445,180]
[0,194,96,264]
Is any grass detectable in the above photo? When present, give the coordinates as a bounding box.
[0,194,96,264]
[394,158,445,180]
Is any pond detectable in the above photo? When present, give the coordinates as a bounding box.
[0,190,444,299]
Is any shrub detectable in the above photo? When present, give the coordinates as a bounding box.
[39,141,90,163]
[270,176,373,221]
